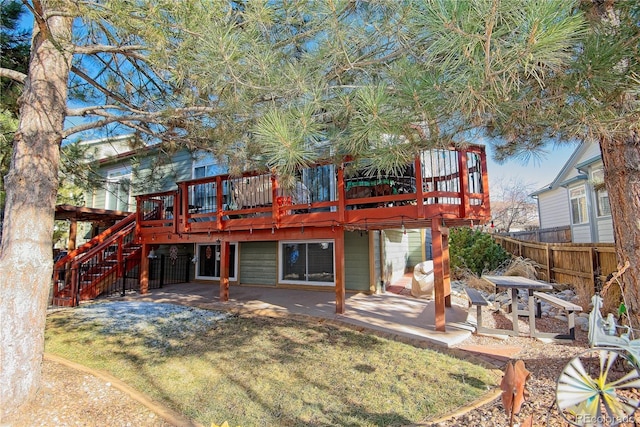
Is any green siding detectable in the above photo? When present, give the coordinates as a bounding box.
[133,148,193,195]
[407,229,424,267]
[91,148,195,209]
[239,241,277,286]
[345,231,371,291]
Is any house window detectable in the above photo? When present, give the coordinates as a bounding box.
[591,168,611,217]
[569,186,588,224]
[105,168,132,211]
[195,243,237,280]
[193,163,225,179]
[280,241,334,285]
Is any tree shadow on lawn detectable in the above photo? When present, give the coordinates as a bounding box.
[46,302,495,427]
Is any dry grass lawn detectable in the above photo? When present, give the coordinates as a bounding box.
[45,301,498,427]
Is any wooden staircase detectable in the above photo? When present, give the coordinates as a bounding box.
[52,213,141,307]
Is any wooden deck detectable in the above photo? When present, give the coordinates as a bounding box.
[134,145,491,331]
[136,146,490,243]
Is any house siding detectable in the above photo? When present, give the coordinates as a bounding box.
[91,148,194,210]
[372,231,382,290]
[596,217,614,243]
[239,241,278,286]
[534,140,614,243]
[572,224,592,243]
[407,229,424,267]
[91,177,107,209]
[133,148,193,195]
[537,190,570,229]
[238,234,371,290]
[344,231,371,292]
[382,229,411,285]
[580,142,602,163]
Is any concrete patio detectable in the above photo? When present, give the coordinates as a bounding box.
[120,281,476,348]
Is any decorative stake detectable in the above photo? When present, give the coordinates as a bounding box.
[500,360,530,427]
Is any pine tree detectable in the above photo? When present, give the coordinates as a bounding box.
[1,0,640,417]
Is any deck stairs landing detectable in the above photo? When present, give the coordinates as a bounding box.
[52,213,141,307]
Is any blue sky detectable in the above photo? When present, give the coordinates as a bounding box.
[484,141,577,193]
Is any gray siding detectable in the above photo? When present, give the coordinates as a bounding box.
[344,231,371,292]
[239,241,277,286]
[372,231,382,289]
[535,140,614,243]
[91,178,106,209]
[596,217,614,243]
[580,142,602,163]
[571,223,592,243]
[538,189,570,229]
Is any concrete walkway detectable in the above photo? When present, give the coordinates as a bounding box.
[122,282,478,348]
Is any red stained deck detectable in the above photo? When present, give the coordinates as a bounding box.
[135,145,491,331]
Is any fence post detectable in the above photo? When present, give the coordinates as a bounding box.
[121,258,127,296]
[590,247,597,294]
[185,254,191,283]
[159,254,165,288]
[545,243,553,283]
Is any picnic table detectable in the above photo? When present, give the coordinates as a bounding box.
[481,275,553,337]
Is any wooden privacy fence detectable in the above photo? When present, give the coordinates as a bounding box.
[492,235,618,298]
[502,226,571,243]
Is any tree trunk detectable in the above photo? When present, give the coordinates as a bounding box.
[0,7,72,419]
[599,133,640,327]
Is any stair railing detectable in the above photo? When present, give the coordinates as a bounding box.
[52,213,140,306]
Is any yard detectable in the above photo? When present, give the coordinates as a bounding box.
[45,301,499,427]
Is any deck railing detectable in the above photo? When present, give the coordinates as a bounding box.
[136,146,490,234]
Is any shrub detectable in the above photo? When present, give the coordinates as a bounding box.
[449,227,510,276]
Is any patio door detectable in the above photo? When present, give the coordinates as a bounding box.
[196,243,237,280]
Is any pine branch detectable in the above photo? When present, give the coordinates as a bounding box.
[70,64,140,111]
[62,106,223,138]
[0,68,27,84]
[73,44,147,57]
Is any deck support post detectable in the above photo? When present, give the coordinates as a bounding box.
[67,218,77,252]
[442,222,451,308]
[140,243,149,294]
[431,219,452,331]
[335,228,345,314]
[220,240,230,302]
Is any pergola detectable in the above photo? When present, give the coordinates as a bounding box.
[55,204,130,251]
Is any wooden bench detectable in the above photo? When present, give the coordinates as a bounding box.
[464,287,499,335]
[532,291,583,340]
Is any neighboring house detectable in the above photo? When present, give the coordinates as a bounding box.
[531,140,613,243]
[83,136,432,292]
